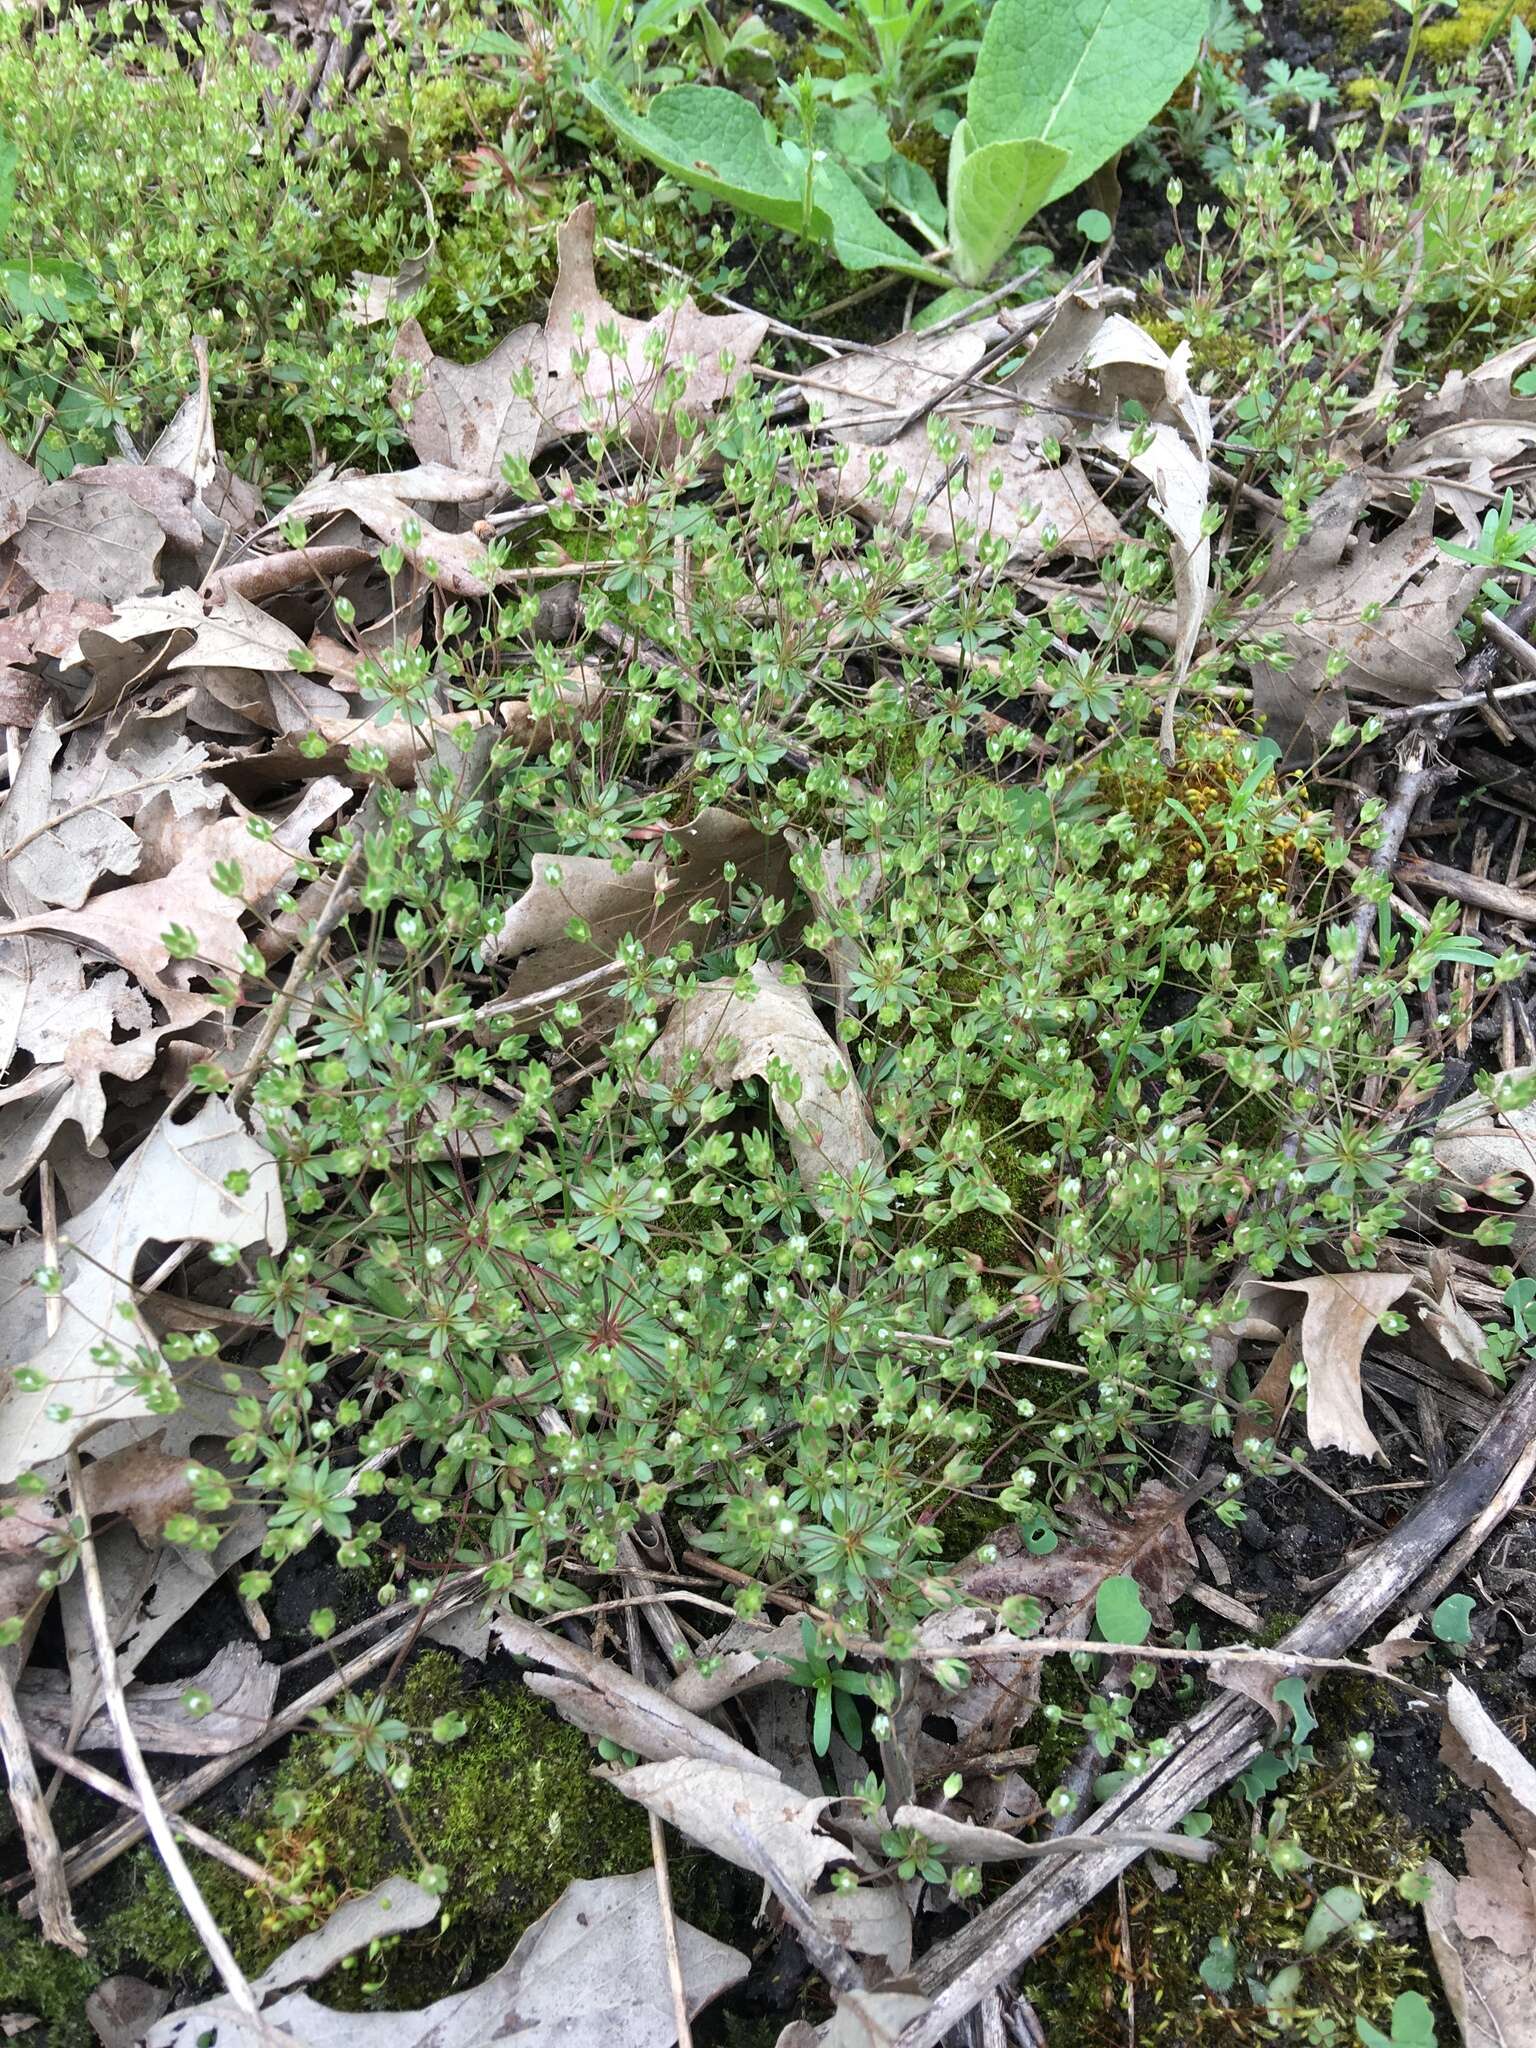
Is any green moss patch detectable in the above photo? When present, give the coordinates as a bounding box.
[92,1651,652,2009]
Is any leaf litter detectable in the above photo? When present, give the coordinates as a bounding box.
[0,183,1533,2048]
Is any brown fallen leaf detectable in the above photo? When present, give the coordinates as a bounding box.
[392,201,766,475]
[0,703,143,914]
[0,435,43,547]
[147,1872,748,2048]
[1425,1819,1536,2048]
[1249,475,1482,759]
[0,783,347,1030]
[11,478,168,605]
[278,461,502,596]
[494,1610,776,1776]
[650,963,884,1219]
[1420,1679,1536,2046]
[17,1639,277,1756]
[959,1479,1199,1635]
[613,1757,852,1898]
[484,809,787,1020]
[1241,1270,1413,1459]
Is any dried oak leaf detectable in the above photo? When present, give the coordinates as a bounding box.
[0,960,157,1194]
[959,1478,1199,1636]
[0,1096,286,1481]
[0,590,113,728]
[1250,475,1482,760]
[816,323,1126,565]
[1240,1270,1413,1460]
[0,703,142,915]
[484,810,788,1021]
[11,478,169,604]
[651,963,883,1219]
[391,201,766,474]
[277,461,502,597]
[0,784,348,1030]
[147,1873,747,2048]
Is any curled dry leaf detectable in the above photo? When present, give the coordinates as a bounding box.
[1420,1680,1536,2047]
[667,1614,804,1714]
[392,201,766,476]
[18,1638,277,1756]
[651,964,883,1220]
[278,462,502,597]
[1433,1069,1536,1277]
[1240,1270,1414,1460]
[148,1872,748,2048]
[0,1096,286,1481]
[485,810,788,1021]
[613,1757,850,1898]
[494,1610,775,1775]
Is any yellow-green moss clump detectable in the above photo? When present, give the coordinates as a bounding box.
[1027,1753,1434,2045]
[0,1911,102,2047]
[1420,0,1534,66]
[93,1652,653,2010]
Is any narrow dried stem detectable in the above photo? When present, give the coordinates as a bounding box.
[66,1450,265,2026]
[27,1732,274,1889]
[0,1670,84,1954]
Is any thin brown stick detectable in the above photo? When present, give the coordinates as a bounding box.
[1394,856,1536,925]
[229,835,364,1116]
[206,543,374,606]
[0,1670,84,1954]
[1400,1430,1536,1619]
[26,1733,273,1889]
[66,1452,264,2028]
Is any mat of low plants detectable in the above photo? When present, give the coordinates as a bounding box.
[2,1,1536,2045]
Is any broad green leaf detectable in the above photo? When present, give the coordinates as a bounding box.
[947,131,1067,284]
[1198,1934,1236,1993]
[773,0,860,45]
[1302,1884,1364,1952]
[582,81,807,232]
[881,151,946,235]
[1094,1574,1151,1646]
[1357,1991,1437,2048]
[1273,1674,1316,1747]
[0,256,94,322]
[967,0,1209,203]
[1431,1593,1474,1644]
[790,147,948,280]
[584,83,944,282]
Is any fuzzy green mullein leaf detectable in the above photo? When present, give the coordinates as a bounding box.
[966,0,1209,200]
[945,121,1066,284]
[582,81,946,281]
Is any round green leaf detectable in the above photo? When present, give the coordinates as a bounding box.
[1095,1574,1152,1646]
